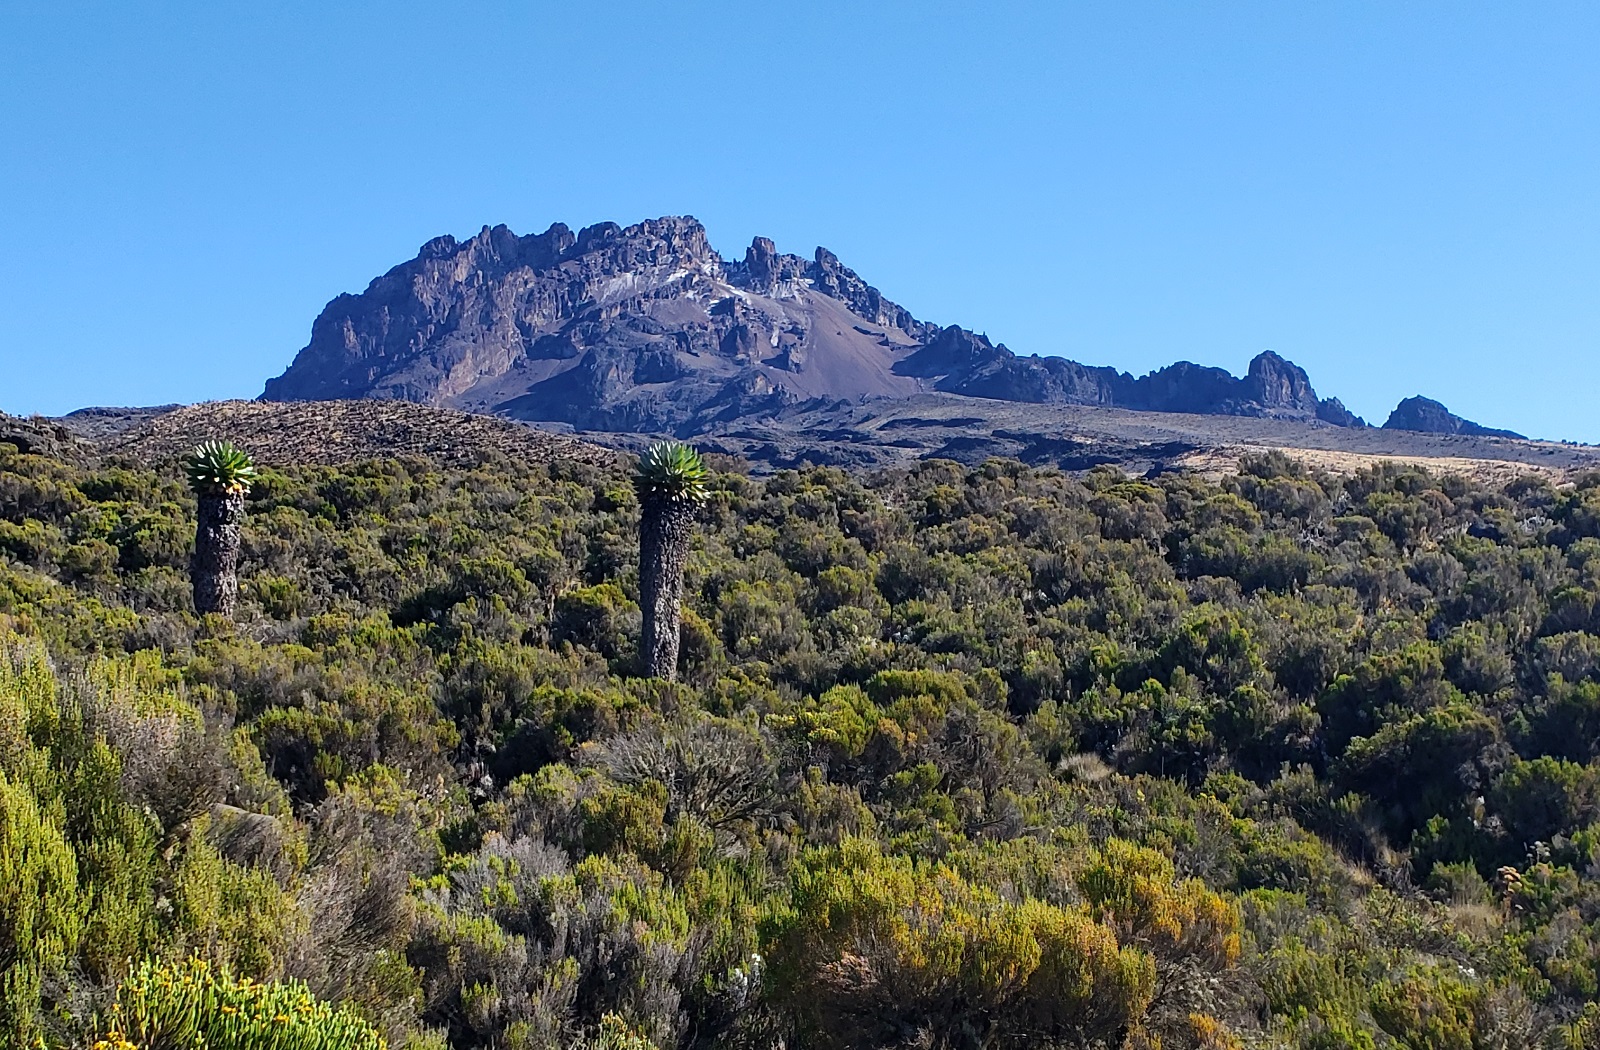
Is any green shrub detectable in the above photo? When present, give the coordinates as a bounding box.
[763,837,1156,1049]
[95,956,385,1050]
[0,769,84,1044]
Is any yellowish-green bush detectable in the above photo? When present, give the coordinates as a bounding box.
[572,1013,659,1050]
[0,769,84,1045]
[1076,839,1241,972]
[764,837,1155,1049]
[1368,966,1484,1050]
[94,956,385,1050]
[0,630,312,1041]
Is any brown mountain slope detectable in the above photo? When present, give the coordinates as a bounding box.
[103,400,617,469]
[44,397,1599,482]
[262,218,941,432]
[687,393,1600,481]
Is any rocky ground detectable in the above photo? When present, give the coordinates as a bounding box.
[30,395,1598,482]
[683,393,1600,479]
[0,412,94,461]
[88,400,618,469]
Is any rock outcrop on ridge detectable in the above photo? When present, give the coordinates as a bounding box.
[0,412,91,461]
[1382,396,1524,439]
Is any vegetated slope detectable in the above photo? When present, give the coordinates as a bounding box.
[104,398,618,468]
[265,215,1516,439]
[6,434,1600,1048]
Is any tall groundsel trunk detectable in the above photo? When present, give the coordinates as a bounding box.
[639,495,694,679]
[633,441,709,681]
[183,440,258,621]
[192,489,246,617]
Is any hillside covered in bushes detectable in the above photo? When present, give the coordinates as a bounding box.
[6,436,1600,1048]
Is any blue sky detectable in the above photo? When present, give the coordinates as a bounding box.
[3,2,1597,439]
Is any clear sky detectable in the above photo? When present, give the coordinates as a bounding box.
[3,2,1598,439]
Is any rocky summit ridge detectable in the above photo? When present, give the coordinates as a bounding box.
[263,215,1474,441]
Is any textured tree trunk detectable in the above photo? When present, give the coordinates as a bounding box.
[192,490,245,617]
[638,496,694,679]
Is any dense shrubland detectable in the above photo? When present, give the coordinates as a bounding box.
[5,438,1600,1047]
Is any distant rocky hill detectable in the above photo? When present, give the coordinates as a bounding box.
[0,412,91,461]
[1382,396,1525,439]
[55,405,183,442]
[264,215,1508,440]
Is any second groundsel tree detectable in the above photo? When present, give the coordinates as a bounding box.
[634,440,708,679]
[183,440,257,618]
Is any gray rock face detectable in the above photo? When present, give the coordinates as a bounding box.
[1245,351,1318,412]
[264,217,941,432]
[0,413,88,459]
[1315,398,1365,428]
[1382,396,1523,439]
[263,214,1365,434]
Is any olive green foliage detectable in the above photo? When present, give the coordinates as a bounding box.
[0,632,305,1046]
[0,766,83,1043]
[764,837,1159,1048]
[95,956,383,1050]
[7,437,1600,1046]
[632,442,709,504]
[183,441,259,496]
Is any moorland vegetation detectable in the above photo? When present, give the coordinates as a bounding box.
[5,435,1600,1048]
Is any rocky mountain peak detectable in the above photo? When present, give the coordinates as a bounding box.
[1242,351,1366,427]
[261,214,1521,444]
[734,236,808,297]
[1245,351,1316,410]
[742,236,780,289]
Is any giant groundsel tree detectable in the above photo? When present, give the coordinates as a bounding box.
[634,440,708,679]
[183,440,257,618]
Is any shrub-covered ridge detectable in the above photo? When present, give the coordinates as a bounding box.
[4,439,1600,1046]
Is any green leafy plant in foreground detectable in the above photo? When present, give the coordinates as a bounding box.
[94,957,385,1050]
[182,441,259,497]
[631,441,709,505]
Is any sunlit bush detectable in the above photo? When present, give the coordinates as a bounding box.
[94,956,384,1050]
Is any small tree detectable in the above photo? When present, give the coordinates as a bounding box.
[634,441,708,680]
[183,440,257,618]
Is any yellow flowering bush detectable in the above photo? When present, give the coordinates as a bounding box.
[94,957,384,1050]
